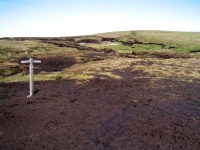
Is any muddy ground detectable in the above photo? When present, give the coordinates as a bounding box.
[0,57,200,150]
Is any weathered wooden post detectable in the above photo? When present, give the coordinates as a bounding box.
[21,58,41,97]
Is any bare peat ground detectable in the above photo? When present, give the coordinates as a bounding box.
[0,57,200,150]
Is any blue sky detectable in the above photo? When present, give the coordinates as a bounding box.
[0,0,200,37]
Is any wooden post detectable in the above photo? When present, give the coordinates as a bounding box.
[29,58,34,97]
[21,58,41,97]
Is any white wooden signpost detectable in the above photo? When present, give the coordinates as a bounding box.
[21,58,41,97]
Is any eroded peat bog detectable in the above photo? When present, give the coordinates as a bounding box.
[1,31,200,149]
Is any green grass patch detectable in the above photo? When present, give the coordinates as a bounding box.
[119,30,200,53]
[133,44,161,51]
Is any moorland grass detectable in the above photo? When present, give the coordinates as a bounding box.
[0,30,200,83]
[96,30,200,53]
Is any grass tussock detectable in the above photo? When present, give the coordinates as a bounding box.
[98,72,122,79]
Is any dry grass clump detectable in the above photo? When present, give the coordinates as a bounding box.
[61,58,132,81]
[131,58,200,80]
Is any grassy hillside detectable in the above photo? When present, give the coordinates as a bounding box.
[96,30,200,53]
[0,30,200,83]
